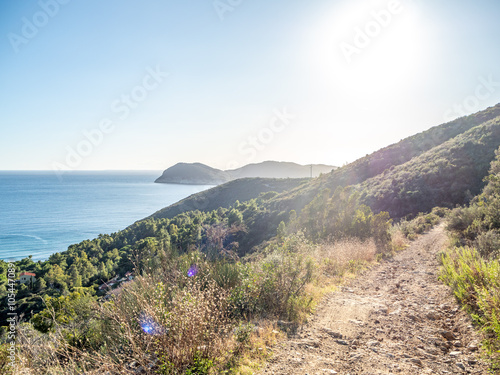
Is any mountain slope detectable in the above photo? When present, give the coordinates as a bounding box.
[267,104,500,214]
[359,116,500,218]
[151,104,500,225]
[148,177,308,220]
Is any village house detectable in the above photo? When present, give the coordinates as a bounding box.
[19,272,36,285]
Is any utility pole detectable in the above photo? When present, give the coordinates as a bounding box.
[310,164,313,178]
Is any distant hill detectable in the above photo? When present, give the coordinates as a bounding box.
[155,161,336,185]
[154,162,230,185]
[226,161,335,179]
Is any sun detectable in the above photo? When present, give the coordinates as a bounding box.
[307,0,429,99]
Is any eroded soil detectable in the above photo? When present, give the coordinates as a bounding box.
[258,225,490,374]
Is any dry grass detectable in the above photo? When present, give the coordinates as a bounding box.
[16,323,119,374]
[98,275,233,374]
[228,321,283,375]
[317,238,377,280]
[16,274,235,375]
[390,227,410,252]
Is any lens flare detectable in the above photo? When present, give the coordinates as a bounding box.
[187,264,198,277]
[139,312,164,335]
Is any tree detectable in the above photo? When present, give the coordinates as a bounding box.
[277,221,286,242]
[227,209,243,227]
[68,264,80,288]
[35,277,47,292]
[45,264,67,290]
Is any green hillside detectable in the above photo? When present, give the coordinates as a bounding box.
[267,103,500,215]
[148,177,308,220]
[144,104,500,227]
[441,147,500,367]
[359,115,500,218]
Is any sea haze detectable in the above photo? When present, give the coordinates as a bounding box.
[0,171,212,261]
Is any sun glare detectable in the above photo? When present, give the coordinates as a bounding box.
[308,0,428,99]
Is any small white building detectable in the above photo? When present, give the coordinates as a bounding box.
[19,272,36,284]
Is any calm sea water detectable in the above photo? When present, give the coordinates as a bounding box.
[0,171,211,261]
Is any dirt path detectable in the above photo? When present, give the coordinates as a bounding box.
[258,224,490,374]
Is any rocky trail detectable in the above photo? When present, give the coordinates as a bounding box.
[258,224,490,374]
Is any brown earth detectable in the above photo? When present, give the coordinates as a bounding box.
[257,224,490,374]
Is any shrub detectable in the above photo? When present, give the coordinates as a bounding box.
[475,230,500,259]
[390,226,409,252]
[399,212,441,240]
[447,205,485,240]
[98,274,233,374]
[440,247,500,367]
[0,344,13,375]
[431,206,450,218]
[257,242,314,321]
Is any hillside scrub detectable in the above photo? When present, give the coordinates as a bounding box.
[360,116,500,218]
[7,188,394,374]
[298,187,392,251]
[439,247,500,369]
[397,207,448,241]
[447,146,500,257]
[12,237,386,374]
[266,104,500,218]
[442,146,500,369]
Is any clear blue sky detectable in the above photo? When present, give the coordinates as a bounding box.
[1,0,500,171]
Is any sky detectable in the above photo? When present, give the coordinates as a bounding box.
[1,0,500,171]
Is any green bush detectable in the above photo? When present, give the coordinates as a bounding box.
[399,212,441,240]
[446,147,500,258]
[227,234,315,322]
[0,344,14,375]
[258,249,314,320]
[440,246,500,367]
[299,187,392,250]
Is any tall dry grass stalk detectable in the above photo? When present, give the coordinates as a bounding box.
[97,274,233,374]
[316,238,377,277]
[390,226,410,252]
[16,322,125,374]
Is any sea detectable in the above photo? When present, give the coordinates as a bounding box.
[0,171,212,262]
